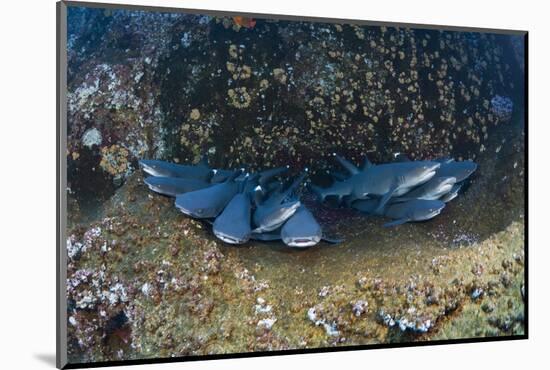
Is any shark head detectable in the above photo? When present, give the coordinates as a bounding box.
[404,161,441,187]
[411,200,446,221]
[432,176,457,196]
[139,159,172,177]
[452,161,478,182]
[280,205,322,248]
[144,176,174,195]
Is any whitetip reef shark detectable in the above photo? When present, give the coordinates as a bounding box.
[352,198,446,227]
[311,153,441,213]
[212,175,253,245]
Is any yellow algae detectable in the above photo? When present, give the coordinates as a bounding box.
[273,68,287,84]
[99,144,129,176]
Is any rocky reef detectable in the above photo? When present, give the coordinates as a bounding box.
[66,7,524,203]
[65,5,525,365]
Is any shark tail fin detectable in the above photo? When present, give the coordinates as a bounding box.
[333,153,360,175]
[198,154,209,167]
[309,184,327,202]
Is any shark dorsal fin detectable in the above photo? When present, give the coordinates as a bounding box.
[363,155,374,171]
[198,154,209,167]
[333,153,359,175]
[394,153,411,162]
[362,155,373,171]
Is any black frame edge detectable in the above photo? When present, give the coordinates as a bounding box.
[62,0,527,35]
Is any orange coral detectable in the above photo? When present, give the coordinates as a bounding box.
[233,16,256,29]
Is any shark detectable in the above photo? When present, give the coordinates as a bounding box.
[311,154,440,213]
[174,170,241,218]
[352,198,446,227]
[212,176,252,245]
[144,176,212,197]
[383,199,446,227]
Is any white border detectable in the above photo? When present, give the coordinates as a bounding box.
[2,0,544,369]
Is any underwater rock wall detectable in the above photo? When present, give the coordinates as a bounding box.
[66,8,524,203]
[64,8,525,364]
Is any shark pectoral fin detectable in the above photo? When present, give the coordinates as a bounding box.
[362,155,373,171]
[374,183,398,214]
[383,218,409,227]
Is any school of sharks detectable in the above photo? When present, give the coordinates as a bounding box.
[139,152,477,248]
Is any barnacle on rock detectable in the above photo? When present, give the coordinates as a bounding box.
[227,87,252,109]
[273,68,287,84]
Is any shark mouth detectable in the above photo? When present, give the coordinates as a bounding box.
[175,204,204,218]
[213,230,248,245]
[283,236,321,247]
